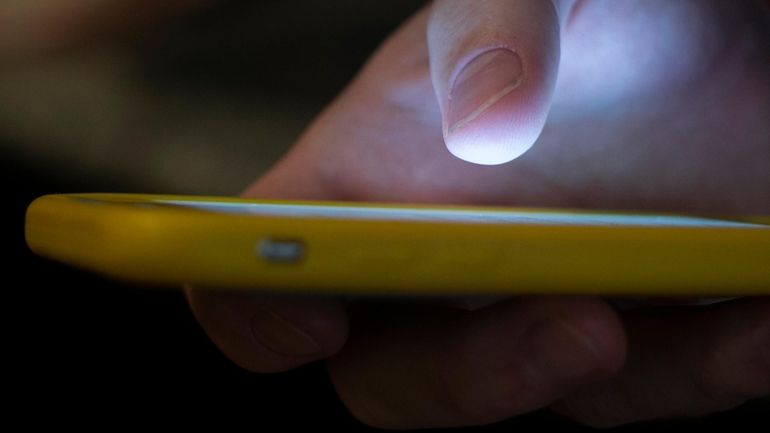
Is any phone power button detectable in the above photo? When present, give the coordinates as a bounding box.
[257,238,305,263]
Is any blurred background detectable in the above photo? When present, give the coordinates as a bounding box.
[4,0,767,429]
[1,0,426,194]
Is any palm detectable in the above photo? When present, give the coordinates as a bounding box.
[253,0,769,215]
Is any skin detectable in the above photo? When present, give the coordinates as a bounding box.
[8,0,769,428]
[193,1,770,428]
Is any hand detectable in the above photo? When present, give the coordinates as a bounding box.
[181,0,769,428]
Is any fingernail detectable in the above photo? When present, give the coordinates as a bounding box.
[251,308,322,356]
[520,317,605,381]
[448,49,524,135]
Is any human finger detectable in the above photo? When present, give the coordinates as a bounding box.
[555,298,770,427]
[427,0,571,164]
[328,297,626,428]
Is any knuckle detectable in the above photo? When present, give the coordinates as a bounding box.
[692,323,770,407]
[436,337,534,424]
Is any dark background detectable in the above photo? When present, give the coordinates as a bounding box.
[4,1,767,429]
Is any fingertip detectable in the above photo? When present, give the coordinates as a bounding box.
[186,288,348,373]
[441,49,553,165]
[441,46,556,165]
[443,97,546,165]
[497,297,627,391]
[556,298,628,376]
[428,0,563,165]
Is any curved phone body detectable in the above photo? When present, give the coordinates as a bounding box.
[25,193,770,295]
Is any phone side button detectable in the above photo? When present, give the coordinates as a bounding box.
[256,238,305,263]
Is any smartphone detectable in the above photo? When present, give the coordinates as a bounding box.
[24,193,770,296]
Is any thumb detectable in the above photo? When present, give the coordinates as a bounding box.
[428,0,568,165]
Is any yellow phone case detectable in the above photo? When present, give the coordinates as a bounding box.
[25,193,770,295]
